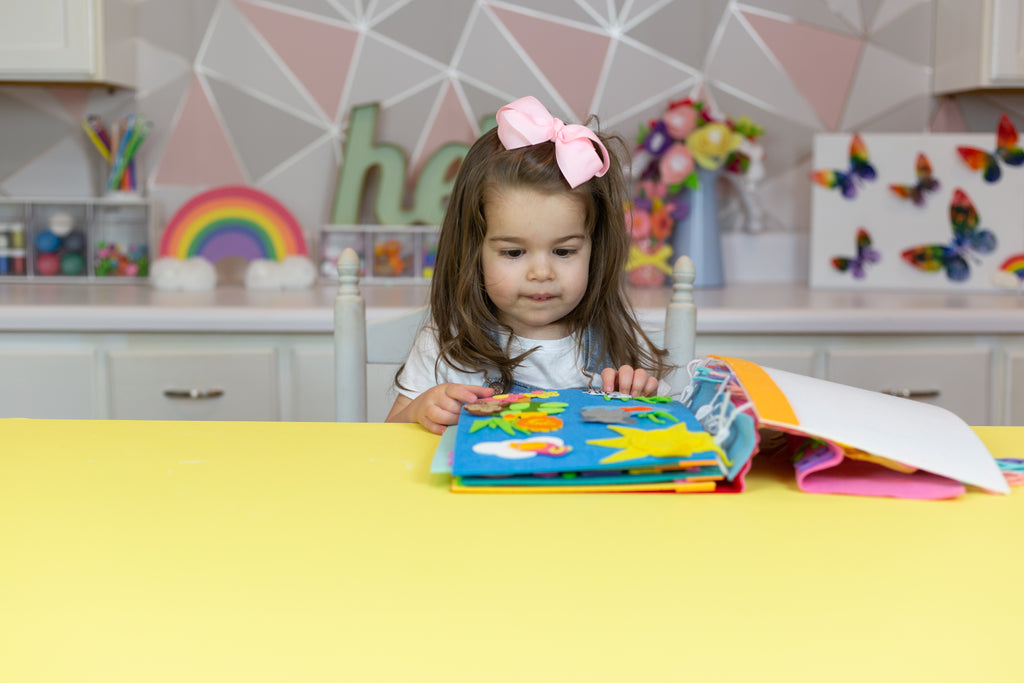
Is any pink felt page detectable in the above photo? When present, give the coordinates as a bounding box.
[797,457,966,500]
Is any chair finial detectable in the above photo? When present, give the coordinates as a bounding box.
[671,254,695,306]
[337,247,360,297]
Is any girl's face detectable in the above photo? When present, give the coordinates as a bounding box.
[481,186,591,340]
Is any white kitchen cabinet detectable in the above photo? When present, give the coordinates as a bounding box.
[0,0,135,87]
[0,348,95,418]
[934,0,1024,93]
[0,331,1008,426]
[2,283,1023,425]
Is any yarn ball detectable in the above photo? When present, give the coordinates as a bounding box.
[63,230,87,253]
[60,252,86,276]
[35,230,61,253]
[35,252,60,276]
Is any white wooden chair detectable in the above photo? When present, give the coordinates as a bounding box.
[334,247,697,422]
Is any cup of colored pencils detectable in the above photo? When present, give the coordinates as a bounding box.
[81,113,152,196]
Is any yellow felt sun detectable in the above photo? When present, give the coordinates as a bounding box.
[589,423,725,464]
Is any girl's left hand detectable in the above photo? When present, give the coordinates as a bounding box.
[601,365,659,397]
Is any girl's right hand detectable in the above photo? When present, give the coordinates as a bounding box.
[601,365,660,397]
[386,383,495,435]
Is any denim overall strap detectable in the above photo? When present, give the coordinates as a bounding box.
[580,324,613,375]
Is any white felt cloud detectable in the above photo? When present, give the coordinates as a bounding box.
[472,437,568,460]
[991,270,1023,291]
[244,256,317,290]
[150,257,217,290]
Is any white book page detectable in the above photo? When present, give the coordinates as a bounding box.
[761,367,1009,494]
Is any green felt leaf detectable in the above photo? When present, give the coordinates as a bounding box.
[634,411,680,425]
[470,417,517,435]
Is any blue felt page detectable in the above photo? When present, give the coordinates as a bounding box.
[451,389,724,477]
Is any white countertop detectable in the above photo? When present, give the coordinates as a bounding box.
[2,282,1024,334]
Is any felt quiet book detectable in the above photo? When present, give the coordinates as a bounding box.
[445,389,732,493]
[433,358,1007,499]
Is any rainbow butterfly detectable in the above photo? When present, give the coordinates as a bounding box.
[812,134,876,199]
[831,228,879,279]
[889,153,939,206]
[957,114,1024,183]
[901,188,996,282]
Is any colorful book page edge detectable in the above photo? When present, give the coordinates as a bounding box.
[457,466,725,488]
[451,478,718,494]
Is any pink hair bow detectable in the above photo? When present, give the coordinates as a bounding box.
[496,96,610,188]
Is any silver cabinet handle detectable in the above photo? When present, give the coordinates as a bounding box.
[882,388,940,399]
[163,389,225,400]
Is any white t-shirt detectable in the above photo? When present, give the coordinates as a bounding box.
[395,326,596,400]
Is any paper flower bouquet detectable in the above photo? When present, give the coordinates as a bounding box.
[626,98,764,286]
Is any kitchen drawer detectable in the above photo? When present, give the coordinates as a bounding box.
[826,348,990,425]
[108,349,278,421]
[0,349,95,418]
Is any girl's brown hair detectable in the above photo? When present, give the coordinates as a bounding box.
[400,121,671,392]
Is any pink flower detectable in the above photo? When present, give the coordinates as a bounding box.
[640,179,668,200]
[663,103,698,139]
[658,143,695,185]
[626,206,651,241]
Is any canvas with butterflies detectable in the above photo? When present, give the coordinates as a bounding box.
[809,117,1024,292]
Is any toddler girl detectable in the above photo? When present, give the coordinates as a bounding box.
[387,96,671,434]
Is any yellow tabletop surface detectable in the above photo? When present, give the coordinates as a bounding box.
[1,420,1021,683]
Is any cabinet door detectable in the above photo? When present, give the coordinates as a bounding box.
[291,347,333,422]
[826,348,990,426]
[291,347,399,423]
[989,0,1024,83]
[108,349,278,421]
[934,0,1024,91]
[1006,351,1024,426]
[0,349,94,418]
[0,0,96,76]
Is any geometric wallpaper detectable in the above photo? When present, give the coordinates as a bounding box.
[2,0,1023,281]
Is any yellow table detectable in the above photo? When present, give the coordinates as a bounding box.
[1,420,1021,683]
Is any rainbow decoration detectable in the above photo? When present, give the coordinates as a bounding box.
[159,185,307,262]
[999,253,1024,280]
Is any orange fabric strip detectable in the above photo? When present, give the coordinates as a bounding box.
[709,355,799,427]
